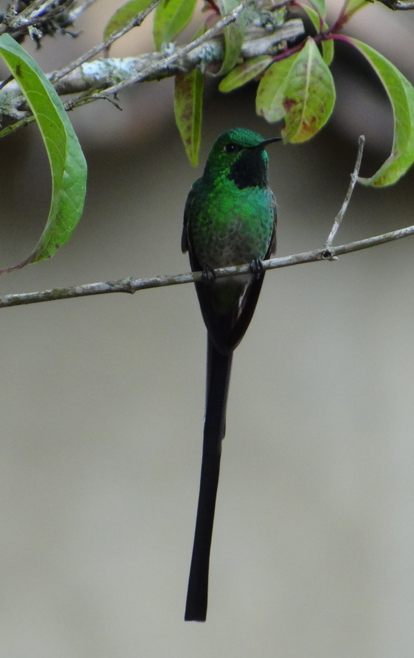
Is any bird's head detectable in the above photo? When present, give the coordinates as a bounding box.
[203,128,281,189]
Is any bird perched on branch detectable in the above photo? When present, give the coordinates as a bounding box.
[182,127,281,622]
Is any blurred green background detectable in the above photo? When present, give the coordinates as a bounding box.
[1,2,414,656]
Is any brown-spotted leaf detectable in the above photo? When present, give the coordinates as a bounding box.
[257,38,335,143]
[256,51,301,123]
[174,68,204,166]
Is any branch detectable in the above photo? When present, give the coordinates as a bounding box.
[94,0,247,91]
[70,4,303,104]
[60,19,303,96]
[0,19,302,99]
[325,135,365,250]
[0,8,304,120]
[49,0,161,86]
[0,0,75,37]
[376,0,414,8]
[68,0,100,21]
[1,224,413,309]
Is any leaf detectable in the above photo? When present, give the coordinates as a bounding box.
[0,33,87,272]
[302,5,322,31]
[282,40,335,142]
[215,0,246,76]
[301,5,334,65]
[308,0,326,18]
[153,0,198,50]
[256,52,301,123]
[321,37,334,67]
[219,56,272,92]
[103,0,155,42]
[349,38,414,187]
[342,0,371,18]
[174,68,204,167]
[256,38,336,143]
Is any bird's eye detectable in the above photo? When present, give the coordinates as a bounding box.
[224,143,242,154]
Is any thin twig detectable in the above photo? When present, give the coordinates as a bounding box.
[0,74,13,92]
[325,135,365,252]
[1,223,414,309]
[68,0,100,21]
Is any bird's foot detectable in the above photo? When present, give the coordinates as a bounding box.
[250,258,264,280]
[202,266,216,283]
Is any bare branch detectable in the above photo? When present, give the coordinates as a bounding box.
[1,223,414,309]
[325,135,365,252]
[376,0,414,8]
[68,0,100,21]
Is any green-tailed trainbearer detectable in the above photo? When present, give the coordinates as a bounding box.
[182,128,280,621]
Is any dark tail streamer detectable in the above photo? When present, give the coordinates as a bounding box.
[184,338,233,622]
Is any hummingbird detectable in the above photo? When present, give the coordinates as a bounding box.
[181,127,281,622]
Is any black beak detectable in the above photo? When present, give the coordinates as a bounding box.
[259,137,283,148]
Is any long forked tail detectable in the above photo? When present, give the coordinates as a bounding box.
[185,338,233,622]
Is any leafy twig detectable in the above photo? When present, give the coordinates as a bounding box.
[0,19,303,101]
[72,0,254,105]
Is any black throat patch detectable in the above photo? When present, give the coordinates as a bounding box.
[228,148,268,190]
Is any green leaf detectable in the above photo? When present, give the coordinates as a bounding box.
[174,68,204,167]
[153,0,198,50]
[308,0,326,18]
[103,0,155,41]
[219,56,272,92]
[256,51,301,123]
[0,33,87,272]
[215,0,246,76]
[321,38,334,67]
[349,38,414,186]
[342,0,371,19]
[301,5,334,65]
[256,38,336,142]
[302,5,322,31]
